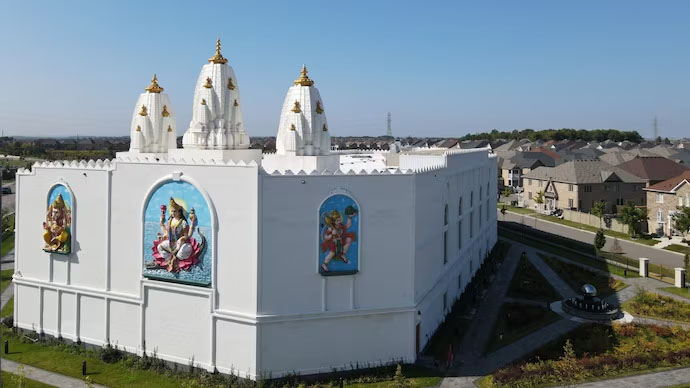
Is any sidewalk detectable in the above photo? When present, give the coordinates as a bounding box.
[1,358,108,388]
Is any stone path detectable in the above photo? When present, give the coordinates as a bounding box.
[1,358,108,388]
[564,366,690,387]
[525,252,577,299]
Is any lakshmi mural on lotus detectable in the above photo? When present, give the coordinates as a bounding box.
[143,181,212,286]
[319,194,359,275]
[43,186,72,254]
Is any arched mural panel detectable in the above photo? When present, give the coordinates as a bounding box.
[318,194,359,276]
[143,181,212,287]
[43,184,72,254]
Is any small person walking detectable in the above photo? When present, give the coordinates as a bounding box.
[446,344,454,368]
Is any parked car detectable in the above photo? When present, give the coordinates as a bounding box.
[1,187,11,194]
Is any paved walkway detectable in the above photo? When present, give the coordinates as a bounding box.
[526,253,577,299]
[501,211,685,269]
[564,366,690,387]
[1,358,108,388]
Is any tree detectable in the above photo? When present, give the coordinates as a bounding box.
[534,190,544,211]
[591,201,606,228]
[618,201,647,238]
[502,187,512,199]
[672,206,690,238]
[594,229,606,259]
[391,364,410,388]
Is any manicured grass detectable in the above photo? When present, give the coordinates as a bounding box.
[2,268,13,293]
[506,256,559,301]
[482,323,690,387]
[496,203,535,215]
[539,254,627,297]
[664,243,690,255]
[484,303,560,355]
[498,226,639,279]
[1,234,14,257]
[2,295,13,316]
[623,290,690,323]
[659,286,690,299]
[1,371,57,388]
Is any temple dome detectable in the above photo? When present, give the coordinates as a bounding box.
[182,39,249,150]
[128,75,177,153]
[275,66,330,156]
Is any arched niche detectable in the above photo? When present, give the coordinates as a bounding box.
[317,191,360,276]
[43,182,74,254]
[141,178,215,287]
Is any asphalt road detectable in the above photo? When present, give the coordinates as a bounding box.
[1,181,15,213]
[499,209,686,270]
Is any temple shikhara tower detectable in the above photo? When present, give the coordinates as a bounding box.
[13,39,497,379]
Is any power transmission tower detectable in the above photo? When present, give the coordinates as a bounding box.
[653,115,659,139]
[386,112,392,138]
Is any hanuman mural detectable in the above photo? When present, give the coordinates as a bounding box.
[319,194,359,275]
[43,187,72,254]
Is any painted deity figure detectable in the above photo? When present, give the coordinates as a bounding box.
[149,197,205,272]
[43,193,71,253]
[320,205,358,272]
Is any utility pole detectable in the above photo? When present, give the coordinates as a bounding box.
[653,115,659,140]
[386,112,392,138]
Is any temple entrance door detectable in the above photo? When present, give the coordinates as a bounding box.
[415,323,420,354]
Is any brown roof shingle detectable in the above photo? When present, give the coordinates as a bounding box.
[644,170,690,193]
[617,156,689,182]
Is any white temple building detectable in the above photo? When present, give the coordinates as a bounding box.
[13,39,497,379]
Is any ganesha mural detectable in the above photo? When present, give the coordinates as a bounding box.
[318,194,359,276]
[43,184,72,254]
[143,181,212,286]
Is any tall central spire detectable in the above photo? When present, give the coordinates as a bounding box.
[208,38,228,64]
[294,65,314,87]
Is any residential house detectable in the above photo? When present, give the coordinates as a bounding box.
[617,156,689,188]
[644,171,690,237]
[522,160,646,213]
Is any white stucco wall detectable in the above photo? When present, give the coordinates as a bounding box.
[13,148,497,379]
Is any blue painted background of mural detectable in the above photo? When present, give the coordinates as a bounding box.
[143,181,212,286]
[318,194,359,276]
[48,185,72,209]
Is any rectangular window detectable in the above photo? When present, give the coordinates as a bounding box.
[470,212,474,238]
[657,209,663,222]
[568,198,574,208]
[529,179,533,185]
[615,184,620,192]
[458,220,462,249]
[657,193,664,203]
[568,184,573,192]
[443,231,448,264]
[470,191,474,207]
[584,185,592,193]
[680,197,684,207]
[458,273,462,290]
[686,194,689,207]
[458,197,463,216]
[538,180,543,187]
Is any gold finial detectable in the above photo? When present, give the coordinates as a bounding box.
[290,124,296,131]
[145,74,164,93]
[201,98,207,105]
[208,38,228,64]
[291,100,301,113]
[167,125,173,132]
[233,99,239,107]
[227,78,235,90]
[316,100,324,114]
[139,105,148,116]
[136,125,142,132]
[161,105,170,117]
[322,124,328,132]
[203,77,213,88]
[294,65,314,86]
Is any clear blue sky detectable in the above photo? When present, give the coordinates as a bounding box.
[1,1,688,139]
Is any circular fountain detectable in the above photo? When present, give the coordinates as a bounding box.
[559,284,622,321]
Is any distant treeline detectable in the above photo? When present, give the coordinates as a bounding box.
[460,129,644,143]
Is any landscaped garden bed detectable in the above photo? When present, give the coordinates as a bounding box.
[539,254,627,297]
[484,303,560,355]
[659,287,690,300]
[479,323,690,387]
[623,289,690,323]
[506,256,559,301]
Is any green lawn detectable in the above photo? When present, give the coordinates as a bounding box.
[484,303,560,355]
[482,323,690,387]
[506,256,559,301]
[498,226,639,279]
[2,295,13,316]
[664,243,690,255]
[496,203,535,215]
[2,268,13,293]
[623,290,690,323]
[659,286,690,299]
[1,371,57,388]
[1,234,14,257]
[539,254,627,297]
